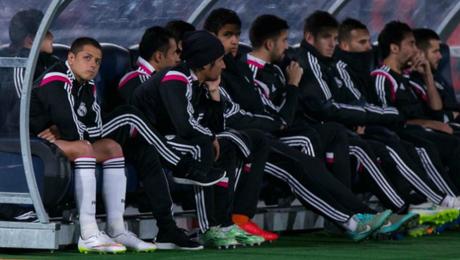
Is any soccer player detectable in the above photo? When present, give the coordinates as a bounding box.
[30,37,158,253]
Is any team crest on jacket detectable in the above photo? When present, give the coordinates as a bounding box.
[334,77,343,88]
[77,102,87,117]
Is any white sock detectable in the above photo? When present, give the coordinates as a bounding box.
[342,215,358,232]
[102,157,127,236]
[74,157,99,239]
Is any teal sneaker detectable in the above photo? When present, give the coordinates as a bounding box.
[347,209,392,242]
[221,225,265,246]
[373,212,420,240]
[201,227,238,249]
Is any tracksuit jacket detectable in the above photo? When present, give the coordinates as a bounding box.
[132,62,223,140]
[369,65,430,122]
[30,61,103,142]
[410,71,460,123]
[117,56,155,104]
[0,48,60,134]
[293,40,401,128]
[220,54,285,132]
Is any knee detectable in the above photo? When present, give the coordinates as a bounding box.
[73,140,95,158]
[103,139,123,157]
[118,105,142,117]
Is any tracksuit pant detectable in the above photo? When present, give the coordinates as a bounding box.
[363,126,450,206]
[264,136,375,223]
[398,125,460,196]
[166,130,257,232]
[231,129,270,219]
[276,120,408,213]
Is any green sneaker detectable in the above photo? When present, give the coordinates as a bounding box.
[410,207,459,225]
[201,227,238,249]
[221,225,265,246]
[407,225,435,238]
[373,212,420,240]
[347,209,392,242]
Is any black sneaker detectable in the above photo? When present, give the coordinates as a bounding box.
[173,156,226,186]
[155,228,204,250]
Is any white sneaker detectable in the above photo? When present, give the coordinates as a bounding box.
[111,231,156,252]
[451,197,460,209]
[78,231,126,254]
[409,201,434,210]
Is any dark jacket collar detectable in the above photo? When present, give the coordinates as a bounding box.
[300,40,334,64]
[334,48,374,75]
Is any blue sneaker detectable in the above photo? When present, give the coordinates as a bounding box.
[374,212,420,240]
[347,209,392,242]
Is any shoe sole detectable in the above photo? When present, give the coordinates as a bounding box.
[132,248,157,253]
[216,244,238,250]
[173,172,226,187]
[234,239,264,247]
[202,240,238,249]
[407,225,435,237]
[156,242,204,251]
[78,247,126,254]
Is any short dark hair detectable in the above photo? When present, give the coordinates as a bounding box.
[203,8,241,34]
[378,21,412,59]
[413,28,440,51]
[165,20,196,44]
[338,18,368,43]
[70,37,102,54]
[9,9,44,47]
[249,14,289,49]
[139,26,175,61]
[304,11,338,37]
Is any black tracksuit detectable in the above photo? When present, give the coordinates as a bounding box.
[239,53,355,186]
[293,41,426,209]
[221,54,377,223]
[410,71,460,126]
[333,50,458,199]
[0,48,60,135]
[131,62,269,231]
[117,57,155,105]
[369,64,460,195]
[0,47,61,219]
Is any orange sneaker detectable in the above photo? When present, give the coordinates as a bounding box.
[237,221,279,241]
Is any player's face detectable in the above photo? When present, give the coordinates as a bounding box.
[424,39,442,70]
[397,33,417,66]
[40,32,54,54]
[310,28,338,57]
[269,30,289,62]
[216,24,241,57]
[68,44,102,81]
[159,38,181,69]
[342,29,372,52]
[203,55,226,81]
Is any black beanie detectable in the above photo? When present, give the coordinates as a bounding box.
[182,30,225,69]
